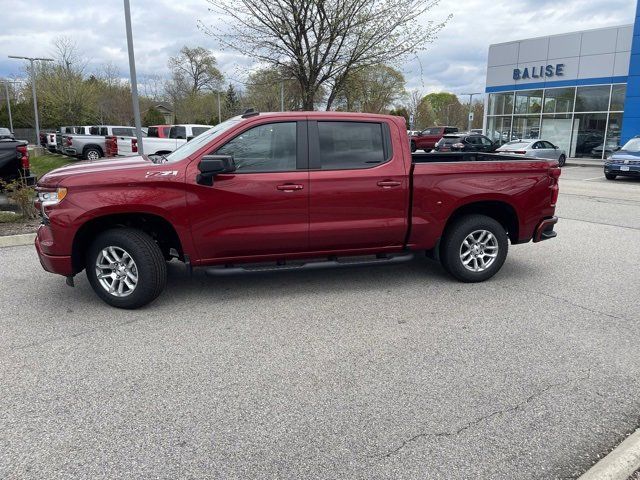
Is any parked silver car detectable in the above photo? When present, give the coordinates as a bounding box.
[496,139,567,167]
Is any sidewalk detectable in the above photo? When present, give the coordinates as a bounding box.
[565,157,604,167]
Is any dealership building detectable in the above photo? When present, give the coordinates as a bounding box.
[483,11,640,159]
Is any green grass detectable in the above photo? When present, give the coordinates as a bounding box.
[29,153,72,178]
[0,211,22,224]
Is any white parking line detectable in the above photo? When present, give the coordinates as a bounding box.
[584,176,606,181]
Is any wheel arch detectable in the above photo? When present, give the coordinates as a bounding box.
[71,212,184,272]
[443,200,520,244]
[82,144,104,157]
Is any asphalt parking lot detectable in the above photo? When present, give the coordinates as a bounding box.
[1,165,639,479]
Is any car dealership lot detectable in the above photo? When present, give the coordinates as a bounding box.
[1,166,639,479]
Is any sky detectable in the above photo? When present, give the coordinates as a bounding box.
[0,0,638,102]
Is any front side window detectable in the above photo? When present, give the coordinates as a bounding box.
[444,127,458,134]
[191,127,210,138]
[216,122,297,173]
[148,127,159,138]
[170,126,187,139]
[317,121,385,170]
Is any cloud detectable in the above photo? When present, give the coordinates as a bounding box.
[0,0,637,104]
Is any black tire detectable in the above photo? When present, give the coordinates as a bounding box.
[440,214,509,283]
[558,154,566,167]
[605,173,617,180]
[423,148,432,153]
[86,228,167,309]
[84,147,102,161]
[410,141,416,153]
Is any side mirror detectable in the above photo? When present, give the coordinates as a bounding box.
[197,155,236,186]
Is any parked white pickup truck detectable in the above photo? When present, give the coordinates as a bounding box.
[112,124,212,157]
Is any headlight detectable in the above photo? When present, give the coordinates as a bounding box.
[38,187,67,206]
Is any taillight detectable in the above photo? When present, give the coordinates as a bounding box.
[549,167,561,206]
[49,134,54,142]
[65,136,72,146]
[17,145,30,169]
[132,138,138,153]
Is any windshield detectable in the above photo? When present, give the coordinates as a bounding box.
[620,137,640,152]
[164,118,243,163]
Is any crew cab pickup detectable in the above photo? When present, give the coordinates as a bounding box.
[411,126,459,152]
[63,126,140,160]
[111,135,187,157]
[34,112,560,309]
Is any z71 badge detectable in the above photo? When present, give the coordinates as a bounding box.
[145,170,178,178]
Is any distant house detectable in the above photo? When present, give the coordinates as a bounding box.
[148,103,175,124]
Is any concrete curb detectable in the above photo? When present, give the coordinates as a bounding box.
[578,428,640,480]
[0,233,36,248]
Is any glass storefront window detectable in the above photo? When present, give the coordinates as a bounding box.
[571,113,607,157]
[488,93,514,116]
[575,86,611,112]
[512,116,541,140]
[543,88,575,113]
[603,112,623,158]
[487,116,513,144]
[515,90,543,114]
[541,114,572,155]
[610,85,626,111]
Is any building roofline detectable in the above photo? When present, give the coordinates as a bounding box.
[489,23,633,48]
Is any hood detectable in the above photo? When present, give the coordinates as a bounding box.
[607,150,640,162]
[38,155,154,187]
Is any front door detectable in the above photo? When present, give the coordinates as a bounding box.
[308,120,408,252]
[187,121,309,262]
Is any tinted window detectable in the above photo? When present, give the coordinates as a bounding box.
[161,126,170,137]
[192,127,210,137]
[479,136,493,146]
[100,127,108,136]
[148,127,159,138]
[423,127,440,135]
[542,141,555,149]
[216,122,297,172]
[532,141,543,149]
[170,126,187,139]
[440,136,462,145]
[112,128,135,136]
[317,122,385,169]
[444,127,458,134]
[89,127,100,135]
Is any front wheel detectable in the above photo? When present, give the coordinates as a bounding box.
[84,147,102,161]
[605,173,617,180]
[86,228,167,309]
[558,154,566,167]
[440,215,509,283]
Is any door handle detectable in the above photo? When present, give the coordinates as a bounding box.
[277,184,304,191]
[377,180,401,188]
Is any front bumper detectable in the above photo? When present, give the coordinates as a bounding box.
[533,216,558,243]
[35,227,74,276]
[605,163,640,177]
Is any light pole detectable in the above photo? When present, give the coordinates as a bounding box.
[2,80,20,132]
[217,91,222,123]
[123,0,144,155]
[280,81,284,112]
[461,92,482,132]
[8,56,53,146]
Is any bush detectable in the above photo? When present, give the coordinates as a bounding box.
[0,178,37,219]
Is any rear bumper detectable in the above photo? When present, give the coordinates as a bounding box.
[533,216,558,243]
[35,229,74,276]
[63,148,78,156]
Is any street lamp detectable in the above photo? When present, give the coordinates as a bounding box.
[123,0,144,155]
[8,55,53,146]
[461,92,482,132]
[2,79,20,132]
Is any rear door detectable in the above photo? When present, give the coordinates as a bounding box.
[187,120,310,260]
[307,119,408,251]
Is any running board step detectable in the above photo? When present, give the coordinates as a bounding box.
[205,253,415,276]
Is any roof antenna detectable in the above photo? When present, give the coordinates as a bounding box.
[241,108,259,118]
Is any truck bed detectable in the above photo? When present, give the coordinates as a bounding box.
[411,152,542,163]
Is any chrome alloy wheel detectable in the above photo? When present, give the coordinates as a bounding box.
[95,246,139,297]
[86,150,100,160]
[459,229,499,272]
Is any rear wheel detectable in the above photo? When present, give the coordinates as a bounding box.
[440,215,509,282]
[558,154,566,167]
[605,173,617,180]
[410,141,416,153]
[86,228,167,309]
[84,147,102,161]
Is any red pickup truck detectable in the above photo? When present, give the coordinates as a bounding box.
[34,111,560,309]
[411,126,459,152]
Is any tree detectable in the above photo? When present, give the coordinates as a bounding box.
[201,0,451,110]
[334,65,406,113]
[244,67,302,112]
[422,92,461,126]
[168,46,224,94]
[224,84,241,117]
[389,106,410,128]
[143,107,165,126]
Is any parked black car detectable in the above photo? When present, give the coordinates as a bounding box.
[0,130,36,186]
[433,134,498,153]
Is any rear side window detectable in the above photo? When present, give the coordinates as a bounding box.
[89,127,99,135]
[112,128,135,136]
[161,127,170,137]
[444,127,458,134]
[317,122,385,170]
[170,126,186,139]
[148,127,159,137]
[216,122,297,173]
[191,127,210,137]
[440,136,462,145]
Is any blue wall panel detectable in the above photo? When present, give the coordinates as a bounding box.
[621,4,640,142]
